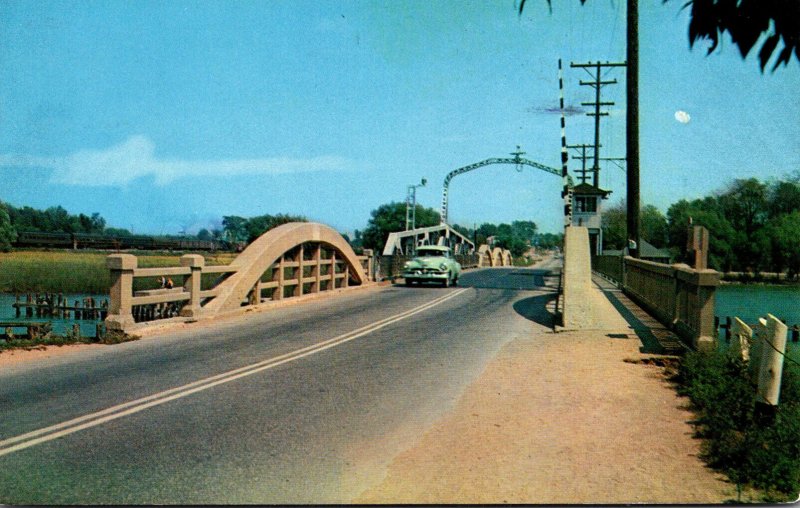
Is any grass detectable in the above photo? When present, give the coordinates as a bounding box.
[0,327,140,353]
[674,350,800,502]
[0,249,237,294]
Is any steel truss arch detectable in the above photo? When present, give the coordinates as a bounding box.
[440,151,561,224]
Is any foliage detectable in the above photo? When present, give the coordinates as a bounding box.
[0,201,17,252]
[5,203,108,235]
[660,176,800,275]
[361,202,440,252]
[534,232,563,249]
[519,0,799,71]
[0,250,235,294]
[675,350,800,501]
[221,213,306,245]
[602,200,668,251]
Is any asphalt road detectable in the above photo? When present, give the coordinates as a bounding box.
[0,262,560,504]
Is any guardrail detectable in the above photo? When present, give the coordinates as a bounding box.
[592,255,720,350]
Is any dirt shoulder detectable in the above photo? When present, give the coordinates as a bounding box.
[356,330,734,504]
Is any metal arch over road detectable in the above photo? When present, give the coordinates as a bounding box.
[440,147,561,224]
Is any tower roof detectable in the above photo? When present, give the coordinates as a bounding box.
[572,182,612,197]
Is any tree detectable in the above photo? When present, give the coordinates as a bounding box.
[222,215,249,244]
[667,197,738,271]
[361,202,440,252]
[0,201,17,252]
[244,213,306,243]
[603,201,667,250]
[511,220,538,245]
[767,211,800,278]
[534,232,564,249]
[519,0,800,71]
[196,228,213,241]
[602,201,627,250]
[768,179,800,218]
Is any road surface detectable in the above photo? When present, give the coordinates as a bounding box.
[0,262,559,504]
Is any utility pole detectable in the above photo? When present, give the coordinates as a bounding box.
[567,143,597,185]
[626,0,641,258]
[570,60,625,188]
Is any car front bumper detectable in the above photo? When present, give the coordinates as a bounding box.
[402,269,449,281]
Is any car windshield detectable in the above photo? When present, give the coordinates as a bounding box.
[416,248,448,257]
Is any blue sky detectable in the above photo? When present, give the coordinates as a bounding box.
[1,1,798,235]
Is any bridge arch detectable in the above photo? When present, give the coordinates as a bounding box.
[204,222,367,314]
[440,147,561,225]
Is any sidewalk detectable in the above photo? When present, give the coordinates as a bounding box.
[355,279,734,504]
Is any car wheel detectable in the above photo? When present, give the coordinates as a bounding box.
[443,273,451,288]
[453,276,459,286]
[405,279,414,287]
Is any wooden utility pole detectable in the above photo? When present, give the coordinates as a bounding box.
[626,0,641,258]
[570,60,625,188]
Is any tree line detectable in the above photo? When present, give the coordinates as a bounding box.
[355,201,561,258]
[602,174,800,276]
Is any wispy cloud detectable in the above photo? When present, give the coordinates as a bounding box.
[0,135,355,186]
[527,102,585,116]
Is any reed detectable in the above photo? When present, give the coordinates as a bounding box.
[0,250,236,294]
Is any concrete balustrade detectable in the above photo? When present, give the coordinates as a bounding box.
[105,223,373,331]
[621,257,720,350]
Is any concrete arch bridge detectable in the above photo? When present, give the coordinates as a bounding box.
[105,222,372,330]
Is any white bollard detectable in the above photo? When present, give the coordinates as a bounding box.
[756,314,788,406]
[729,317,752,363]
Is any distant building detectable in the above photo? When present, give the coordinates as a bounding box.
[602,239,672,264]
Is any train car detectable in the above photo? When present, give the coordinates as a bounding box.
[14,231,227,251]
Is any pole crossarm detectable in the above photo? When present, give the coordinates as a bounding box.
[440,155,560,224]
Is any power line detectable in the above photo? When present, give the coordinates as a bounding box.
[570,60,625,188]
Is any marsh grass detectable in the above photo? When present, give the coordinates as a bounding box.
[0,328,141,353]
[0,250,236,294]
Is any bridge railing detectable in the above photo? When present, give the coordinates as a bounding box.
[106,247,373,330]
[593,255,720,350]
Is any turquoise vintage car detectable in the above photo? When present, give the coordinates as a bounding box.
[402,245,461,287]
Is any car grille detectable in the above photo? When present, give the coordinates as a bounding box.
[408,268,445,275]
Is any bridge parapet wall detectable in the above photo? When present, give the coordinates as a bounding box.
[106,223,372,331]
[621,257,720,351]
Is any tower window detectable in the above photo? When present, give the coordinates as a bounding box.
[575,196,597,213]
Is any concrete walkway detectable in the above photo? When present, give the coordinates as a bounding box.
[356,277,734,504]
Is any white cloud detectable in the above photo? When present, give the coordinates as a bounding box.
[0,135,355,186]
[674,110,691,124]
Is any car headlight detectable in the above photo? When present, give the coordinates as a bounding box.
[439,263,447,270]
[404,262,411,268]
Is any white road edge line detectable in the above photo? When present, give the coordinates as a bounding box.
[0,288,469,457]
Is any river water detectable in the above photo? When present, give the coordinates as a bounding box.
[715,284,799,357]
[0,284,797,345]
[0,293,108,337]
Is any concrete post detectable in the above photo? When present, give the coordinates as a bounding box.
[313,244,321,293]
[331,251,337,288]
[295,245,304,297]
[562,227,593,329]
[179,254,204,317]
[750,317,768,380]
[729,317,752,363]
[757,314,788,406]
[275,255,285,300]
[363,249,374,281]
[105,254,137,330]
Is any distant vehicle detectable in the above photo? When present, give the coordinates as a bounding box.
[402,245,461,287]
